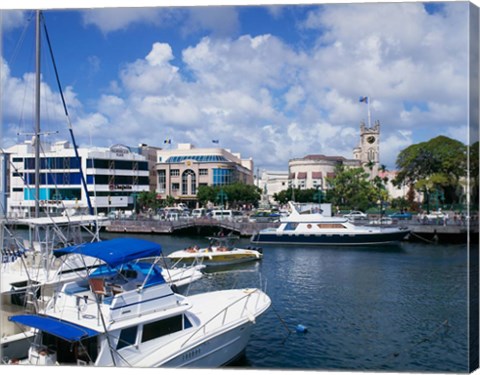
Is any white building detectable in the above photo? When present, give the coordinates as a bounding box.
[6,140,150,218]
[256,170,289,206]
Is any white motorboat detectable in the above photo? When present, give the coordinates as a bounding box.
[168,235,263,267]
[7,237,271,367]
[251,202,410,246]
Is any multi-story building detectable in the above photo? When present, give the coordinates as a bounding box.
[155,143,254,204]
[6,140,150,217]
[289,154,361,192]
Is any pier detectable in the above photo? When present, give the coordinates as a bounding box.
[104,217,477,244]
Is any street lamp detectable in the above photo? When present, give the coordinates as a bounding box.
[216,188,228,210]
[313,187,323,204]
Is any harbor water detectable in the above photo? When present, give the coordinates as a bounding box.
[97,233,473,372]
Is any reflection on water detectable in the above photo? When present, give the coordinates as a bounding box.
[104,232,471,372]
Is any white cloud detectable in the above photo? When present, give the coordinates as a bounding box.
[0,10,28,31]
[81,8,176,34]
[2,3,470,173]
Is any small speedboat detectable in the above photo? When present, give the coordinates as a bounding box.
[168,235,263,267]
[7,237,271,367]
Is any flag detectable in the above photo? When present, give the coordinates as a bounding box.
[212,139,219,144]
[164,139,171,144]
[359,96,368,104]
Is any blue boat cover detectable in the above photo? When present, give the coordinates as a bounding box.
[9,314,99,342]
[53,238,162,267]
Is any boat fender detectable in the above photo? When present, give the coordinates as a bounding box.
[296,324,308,333]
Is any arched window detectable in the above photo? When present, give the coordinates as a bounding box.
[182,170,196,195]
[368,148,376,162]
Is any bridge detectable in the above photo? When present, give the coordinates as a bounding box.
[105,218,277,237]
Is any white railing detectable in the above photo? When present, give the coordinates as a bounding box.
[180,288,264,348]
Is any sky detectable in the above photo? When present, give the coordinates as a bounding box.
[0,0,476,173]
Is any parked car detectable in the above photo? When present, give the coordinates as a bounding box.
[343,211,368,220]
[388,211,413,220]
[421,210,448,221]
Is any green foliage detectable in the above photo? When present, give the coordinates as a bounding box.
[273,188,325,204]
[326,165,387,212]
[196,183,262,207]
[137,191,160,212]
[394,135,467,204]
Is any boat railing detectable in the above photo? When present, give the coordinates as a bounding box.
[180,288,265,348]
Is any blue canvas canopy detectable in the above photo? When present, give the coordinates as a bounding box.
[53,238,162,267]
[9,315,99,342]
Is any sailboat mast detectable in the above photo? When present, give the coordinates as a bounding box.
[34,10,41,218]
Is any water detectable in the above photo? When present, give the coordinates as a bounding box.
[101,232,472,372]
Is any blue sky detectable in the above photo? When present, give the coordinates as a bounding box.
[0,1,476,172]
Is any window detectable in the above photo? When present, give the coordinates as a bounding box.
[158,170,166,192]
[117,326,138,350]
[182,170,196,195]
[199,169,208,176]
[172,183,179,191]
[285,222,298,231]
[212,168,233,186]
[166,155,228,163]
[170,169,180,177]
[141,315,183,343]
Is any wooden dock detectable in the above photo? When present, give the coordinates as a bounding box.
[104,218,477,244]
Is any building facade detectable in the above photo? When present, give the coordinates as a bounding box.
[6,140,150,217]
[155,143,254,203]
[288,155,361,191]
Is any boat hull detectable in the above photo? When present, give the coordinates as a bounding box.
[162,323,254,368]
[251,229,410,246]
[169,254,262,267]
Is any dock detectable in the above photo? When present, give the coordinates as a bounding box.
[104,218,477,244]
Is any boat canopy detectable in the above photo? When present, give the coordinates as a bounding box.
[91,262,166,287]
[53,238,162,267]
[9,314,99,342]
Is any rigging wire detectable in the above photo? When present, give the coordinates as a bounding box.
[41,12,94,215]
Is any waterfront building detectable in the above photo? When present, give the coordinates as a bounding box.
[6,140,150,217]
[136,144,162,192]
[155,143,254,204]
[289,154,361,191]
[288,120,382,193]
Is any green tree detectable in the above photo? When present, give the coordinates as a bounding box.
[326,165,378,212]
[196,183,261,208]
[137,191,160,212]
[394,136,467,207]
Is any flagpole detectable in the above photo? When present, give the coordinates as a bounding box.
[367,98,371,128]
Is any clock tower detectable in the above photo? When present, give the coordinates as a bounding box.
[353,120,380,178]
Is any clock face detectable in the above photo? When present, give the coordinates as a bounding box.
[367,136,376,144]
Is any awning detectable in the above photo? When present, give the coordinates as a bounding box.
[297,172,307,179]
[312,172,323,179]
[9,315,100,342]
[53,238,162,267]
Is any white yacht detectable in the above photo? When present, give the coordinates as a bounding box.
[251,202,410,246]
[7,237,271,367]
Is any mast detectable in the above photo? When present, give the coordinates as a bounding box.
[34,10,41,218]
